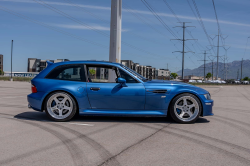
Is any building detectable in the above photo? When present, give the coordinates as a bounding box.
[4,71,39,77]
[157,69,171,80]
[121,60,158,79]
[145,66,156,80]
[121,60,172,80]
[28,58,69,72]
[184,75,203,80]
[0,54,3,73]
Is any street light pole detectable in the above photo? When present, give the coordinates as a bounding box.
[10,40,13,82]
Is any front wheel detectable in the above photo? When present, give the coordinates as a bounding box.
[169,93,201,124]
[44,92,77,122]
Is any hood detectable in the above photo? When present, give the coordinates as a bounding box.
[146,80,194,86]
[144,80,208,94]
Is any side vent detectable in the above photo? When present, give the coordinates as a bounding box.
[147,90,168,94]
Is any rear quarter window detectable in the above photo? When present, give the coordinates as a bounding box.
[46,64,86,82]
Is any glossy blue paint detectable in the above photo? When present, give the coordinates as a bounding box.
[27,61,213,118]
[29,78,90,110]
[117,77,126,83]
[86,82,145,110]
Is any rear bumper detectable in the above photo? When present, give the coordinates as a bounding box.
[27,92,44,112]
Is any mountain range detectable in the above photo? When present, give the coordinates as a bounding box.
[176,59,250,79]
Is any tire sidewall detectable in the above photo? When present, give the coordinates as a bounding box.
[169,93,202,124]
[44,91,77,122]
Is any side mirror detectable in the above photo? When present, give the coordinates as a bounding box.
[117,78,127,87]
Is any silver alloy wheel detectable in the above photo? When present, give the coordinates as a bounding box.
[47,93,73,120]
[174,96,199,122]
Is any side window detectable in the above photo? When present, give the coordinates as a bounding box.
[46,64,85,82]
[87,65,118,83]
[119,69,138,83]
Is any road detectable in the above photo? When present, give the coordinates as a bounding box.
[0,81,250,166]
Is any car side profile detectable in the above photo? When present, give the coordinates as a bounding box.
[27,61,213,124]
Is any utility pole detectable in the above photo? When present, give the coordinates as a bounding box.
[198,51,209,81]
[216,30,219,80]
[212,61,214,80]
[224,57,227,80]
[172,22,196,80]
[241,58,243,80]
[210,34,228,80]
[109,0,122,81]
[208,56,215,80]
[222,46,230,80]
[10,40,13,82]
[237,69,239,80]
[221,55,227,80]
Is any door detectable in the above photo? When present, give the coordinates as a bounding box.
[86,65,145,110]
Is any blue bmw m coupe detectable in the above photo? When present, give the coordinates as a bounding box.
[27,61,213,123]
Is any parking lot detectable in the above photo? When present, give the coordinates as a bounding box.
[0,81,250,166]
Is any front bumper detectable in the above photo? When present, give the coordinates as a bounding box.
[199,95,214,116]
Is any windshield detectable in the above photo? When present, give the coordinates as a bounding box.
[120,65,148,82]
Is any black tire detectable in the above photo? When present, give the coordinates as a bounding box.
[44,91,77,122]
[169,93,202,124]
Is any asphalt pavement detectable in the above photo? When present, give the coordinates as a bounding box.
[0,81,250,166]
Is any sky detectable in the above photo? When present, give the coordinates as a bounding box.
[0,0,250,73]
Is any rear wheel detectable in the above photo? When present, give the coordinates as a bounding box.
[44,92,77,122]
[170,93,201,124]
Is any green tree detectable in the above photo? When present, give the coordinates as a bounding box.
[0,69,2,75]
[243,77,249,81]
[206,72,212,79]
[89,69,96,76]
[170,73,178,79]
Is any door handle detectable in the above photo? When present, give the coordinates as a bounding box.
[90,87,100,91]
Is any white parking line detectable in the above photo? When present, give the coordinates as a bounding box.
[0,96,25,99]
[68,123,94,126]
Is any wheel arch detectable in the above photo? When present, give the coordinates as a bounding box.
[167,92,203,117]
[41,90,79,112]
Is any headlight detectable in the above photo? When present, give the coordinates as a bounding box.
[204,93,211,100]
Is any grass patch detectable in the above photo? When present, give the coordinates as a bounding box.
[0,76,32,82]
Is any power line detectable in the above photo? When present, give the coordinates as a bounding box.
[198,50,210,81]
[33,0,169,59]
[0,5,107,48]
[0,5,164,61]
[211,0,225,45]
[187,0,216,56]
[208,56,215,80]
[172,22,196,79]
[141,0,198,67]
[141,0,179,39]
[64,0,166,47]
[123,3,171,39]
[243,37,250,59]
[162,0,204,54]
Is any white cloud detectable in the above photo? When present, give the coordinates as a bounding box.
[52,23,129,32]
[54,24,110,31]
[0,0,110,10]
[2,0,250,27]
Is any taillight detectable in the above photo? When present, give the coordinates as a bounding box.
[31,84,37,93]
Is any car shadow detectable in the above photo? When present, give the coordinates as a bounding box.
[13,111,210,124]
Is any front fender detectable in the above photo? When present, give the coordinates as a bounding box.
[168,86,212,116]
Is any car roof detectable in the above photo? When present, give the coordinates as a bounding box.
[53,60,122,67]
